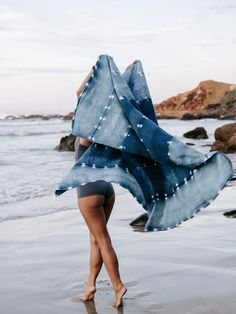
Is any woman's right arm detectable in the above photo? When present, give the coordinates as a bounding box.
[75,66,95,147]
[76,66,95,98]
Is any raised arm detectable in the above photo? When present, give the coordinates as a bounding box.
[125,60,137,71]
[76,65,95,146]
[76,66,95,98]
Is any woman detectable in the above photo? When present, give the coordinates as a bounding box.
[74,61,136,308]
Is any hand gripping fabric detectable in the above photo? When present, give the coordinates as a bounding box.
[55,54,233,232]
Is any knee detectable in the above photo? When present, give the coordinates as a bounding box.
[90,234,112,248]
[90,236,98,246]
[96,236,112,249]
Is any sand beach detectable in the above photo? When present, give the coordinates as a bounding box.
[0,118,236,314]
[1,180,236,313]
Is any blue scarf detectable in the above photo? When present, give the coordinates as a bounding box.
[55,54,233,231]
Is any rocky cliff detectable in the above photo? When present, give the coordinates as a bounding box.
[155,80,236,120]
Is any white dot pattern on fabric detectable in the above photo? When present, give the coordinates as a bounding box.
[60,55,232,233]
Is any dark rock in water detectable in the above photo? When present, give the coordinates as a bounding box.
[211,122,236,153]
[129,212,148,227]
[186,142,195,146]
[55,133,76,151]
[223,210,236,218]
[183,127,208,139]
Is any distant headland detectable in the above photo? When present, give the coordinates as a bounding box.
[2,80,236,121]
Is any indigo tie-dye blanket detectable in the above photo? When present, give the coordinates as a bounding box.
[55,54,233,231]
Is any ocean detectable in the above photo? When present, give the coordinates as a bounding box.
[0,117,235,223]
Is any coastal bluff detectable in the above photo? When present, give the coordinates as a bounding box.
[155,80,236,120]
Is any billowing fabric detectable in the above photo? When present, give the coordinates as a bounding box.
[55,54,233,232]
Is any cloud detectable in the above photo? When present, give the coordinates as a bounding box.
[116,24,189,43]
[192,37,236,48]
[0,65,89,77]
[209,1,236,12]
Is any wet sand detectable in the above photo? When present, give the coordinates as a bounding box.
[0,179,236,314]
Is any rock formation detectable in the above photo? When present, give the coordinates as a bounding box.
[155,80,236,120]
[211,122,236,153]
[5,114,65,120]
[63,112,73,120]
[55,133,76,151]
[183,127,208,139]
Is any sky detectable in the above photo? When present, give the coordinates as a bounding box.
[0,0,236,115]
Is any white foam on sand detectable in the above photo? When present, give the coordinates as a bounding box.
[0,183,236,314]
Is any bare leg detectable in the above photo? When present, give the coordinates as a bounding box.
[78,194,115,300]
[78,194,127,307]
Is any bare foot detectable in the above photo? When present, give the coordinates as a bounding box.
[112,284,128,308]
[79,282,96,301]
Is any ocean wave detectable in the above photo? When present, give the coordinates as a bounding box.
[0,113,9,119]
[0,130,69,137]
[0,119,67,126]
[0,203,75,223]
[0,190,52,207]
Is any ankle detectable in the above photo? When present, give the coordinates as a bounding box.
[86,281,96,288]
[114,282,125,292]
